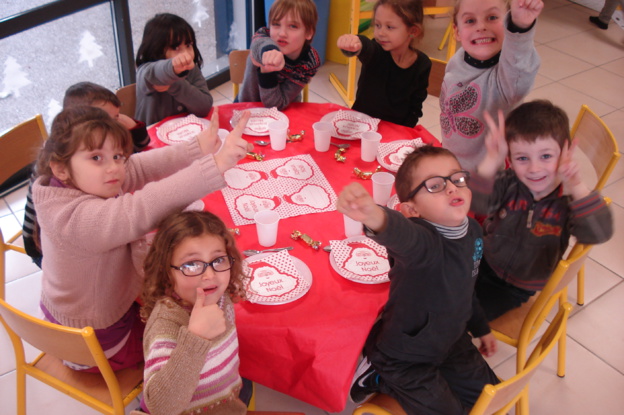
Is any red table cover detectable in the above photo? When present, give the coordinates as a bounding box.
[148,102,439,412]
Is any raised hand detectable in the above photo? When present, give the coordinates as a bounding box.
[214,111,254,173]
[197,108,222,156]
[171,50,195,74]
[511,0,545,29]
[188,288,227,340]
[336,183,386,232]
[558,139,589,200]
[337,34,362,53]
[478,110,508,179]
[153,84,170,92]
[254,49,285,73]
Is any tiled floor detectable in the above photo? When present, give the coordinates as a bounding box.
[2,0,624,413]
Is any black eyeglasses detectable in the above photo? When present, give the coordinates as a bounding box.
[170,256,234,277]
[406,171,470,200]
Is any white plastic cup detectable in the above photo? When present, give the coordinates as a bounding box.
[372,172,395,206]
[344,214,364,237]
[268,121,288,151]
[360,131,382,162]
[312,121,333,152]
[254,210,280,247]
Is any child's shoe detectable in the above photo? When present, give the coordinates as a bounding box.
[589,16,609,30]
[349,357,380,403]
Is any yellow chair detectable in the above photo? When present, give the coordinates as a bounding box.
[228,49,309,102]
[569,104,620,306]
[353,303,573,415]
[115,83,137,119]
[0,114,47,254]
[471,303,572,415]
[490,242,592,381]
[427,58,447,98]
[329,1,456,107]
[0,230,144,415]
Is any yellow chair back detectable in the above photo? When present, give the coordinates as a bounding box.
[0,230,143,415]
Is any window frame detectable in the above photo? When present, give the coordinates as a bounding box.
[0,0,253,88]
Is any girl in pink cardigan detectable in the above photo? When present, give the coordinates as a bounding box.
[32,105,251,371]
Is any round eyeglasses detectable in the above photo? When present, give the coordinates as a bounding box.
[406,171,470,200]
[170,256,234,277]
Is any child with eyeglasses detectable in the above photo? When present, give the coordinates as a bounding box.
[337,145,498,414]
[135,211,248,415]
[32,105,251,374]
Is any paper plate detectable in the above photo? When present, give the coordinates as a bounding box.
[156,114,211,145]
[230,107,289,136]
[329,236,390,284]
[377,139,424,172]
[244,252,312,305]
[386,194,400,211]
[320,110,379,140]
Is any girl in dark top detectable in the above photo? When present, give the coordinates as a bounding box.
[135,13,213,125]
[337,0,431,127]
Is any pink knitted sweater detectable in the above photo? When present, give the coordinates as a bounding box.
[33,139,226,329]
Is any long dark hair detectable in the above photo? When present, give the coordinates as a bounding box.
[135,13,203,68]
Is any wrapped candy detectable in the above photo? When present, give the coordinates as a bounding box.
[291,230,321,250]
[246,152,265,161]
[228,228,240,236]
[287,130,305,142]
[353,166,382,179]
[335,148,347,163]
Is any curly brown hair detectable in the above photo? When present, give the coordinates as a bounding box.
[141,211,247,321]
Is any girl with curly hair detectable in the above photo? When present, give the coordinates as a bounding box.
[138,210,248,415]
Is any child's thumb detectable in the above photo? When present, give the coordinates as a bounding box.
[194,287,206,308]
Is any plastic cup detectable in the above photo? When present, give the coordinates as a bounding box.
[344,214,363,237]
[360,131,382,162]
[372,172,395,206]
[254,210,280,247]
[268,121,288,151]
[312,121,333,152]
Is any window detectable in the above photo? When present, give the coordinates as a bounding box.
[0,0,248,134]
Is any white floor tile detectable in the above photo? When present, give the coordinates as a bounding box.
[560,67,624,109]
[567,281,624,373]
[494,335,624,414]
[589,203,624,277]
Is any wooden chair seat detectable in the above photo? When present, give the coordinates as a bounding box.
[34,354,144,405]
[489,294,538,341]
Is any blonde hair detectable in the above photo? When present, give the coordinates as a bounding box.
[453,0,510,25]
[375,0,425,49]
[141,211,247,321]
[268,0,318,43]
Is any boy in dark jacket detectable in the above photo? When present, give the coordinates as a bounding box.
[470,100,613,322]
[337,146,498,414]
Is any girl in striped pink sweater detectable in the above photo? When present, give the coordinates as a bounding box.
[137,211,248,415]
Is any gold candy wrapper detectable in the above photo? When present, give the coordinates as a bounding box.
[290,230,321,250]
[287,130,305,142]
[353,166,382,179]
[246,152,265,161]
[335,148,347,163]
[228,228,240,236]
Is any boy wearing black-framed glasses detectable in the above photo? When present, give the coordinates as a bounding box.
[337,145,498,414]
